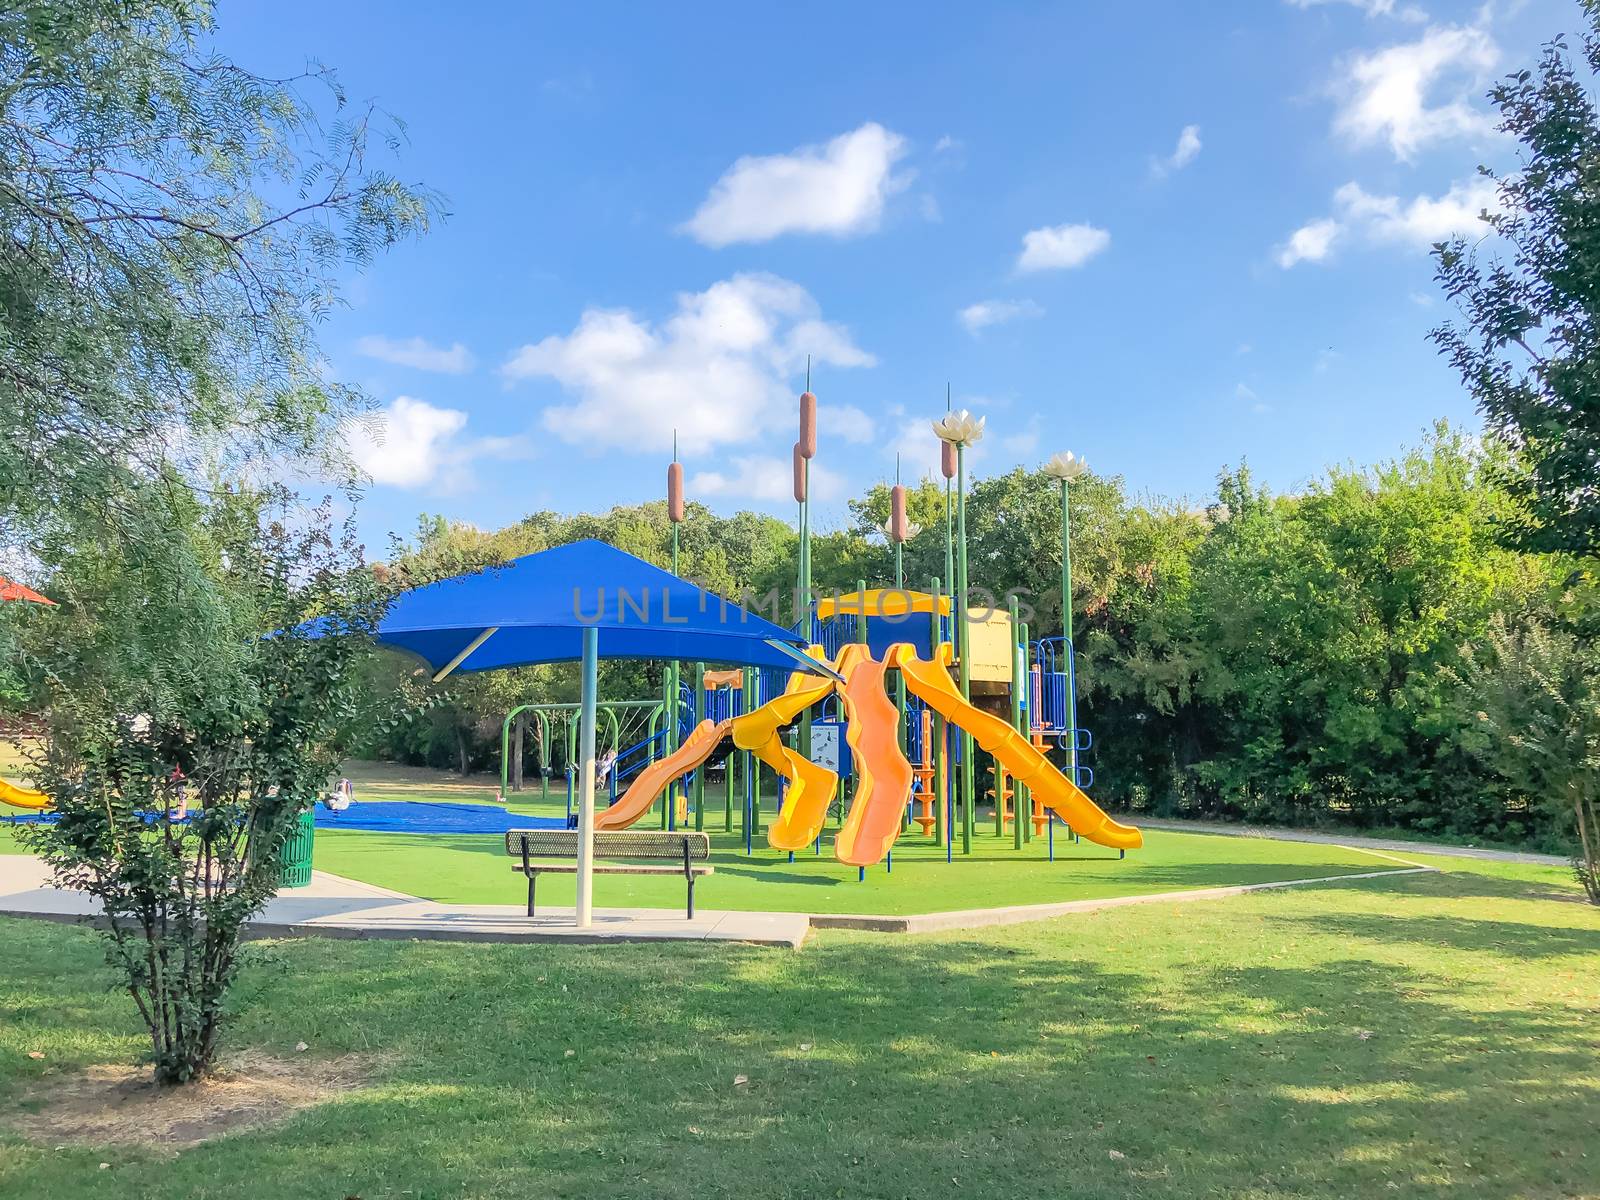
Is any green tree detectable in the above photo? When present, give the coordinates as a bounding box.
[21,490,397,1081]
[0,0,435,567]
[2,1,434,1083]
[1431,7,1600,557]
[1450,609,1600,901]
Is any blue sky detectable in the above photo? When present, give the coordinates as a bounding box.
[213,0,1567,549]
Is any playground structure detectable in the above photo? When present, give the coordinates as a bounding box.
[0,778,48,811]
[561,584,1141,870]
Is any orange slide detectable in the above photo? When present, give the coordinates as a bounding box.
[594,718,732,830]
[888,643,1142,852]
[832,644,916,866]
[731,652,838,852]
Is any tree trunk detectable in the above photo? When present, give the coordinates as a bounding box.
[456,725,469,776]
[511,715,524,791]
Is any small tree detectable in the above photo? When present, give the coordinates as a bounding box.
[20,489,396,1082]
[1452,612,1600,902]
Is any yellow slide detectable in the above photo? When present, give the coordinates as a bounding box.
[731,650,839,852]
[888,643,1143,851]
[833,644,916,867]
[595,717,732,830]
[0,779,49,811]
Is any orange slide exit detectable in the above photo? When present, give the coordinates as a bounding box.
[888,643,1142,851]
[594,718,731,831]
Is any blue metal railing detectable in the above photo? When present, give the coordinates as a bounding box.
[1033,636,1093,788]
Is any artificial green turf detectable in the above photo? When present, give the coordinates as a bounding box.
[312,823,1405,914]
[1,859,1596,1198]
[308,760,1407,914]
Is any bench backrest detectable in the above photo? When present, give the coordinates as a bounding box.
[505,828,712,862]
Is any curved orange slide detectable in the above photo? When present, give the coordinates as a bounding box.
[888,643,1142,851]
[0,779,49,811]
[730,653,838,851]
[833,644,915,866]
[594,718,732,830]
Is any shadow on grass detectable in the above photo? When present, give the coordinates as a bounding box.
[4,876,1597,1200]
[1271,910,1600,959]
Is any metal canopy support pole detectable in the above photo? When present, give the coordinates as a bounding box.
[575,626,599,928]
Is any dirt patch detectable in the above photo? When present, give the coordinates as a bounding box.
[12,1050,379,1150]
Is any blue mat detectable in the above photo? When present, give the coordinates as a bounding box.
[314,801,566,835]
[6,800,565,835]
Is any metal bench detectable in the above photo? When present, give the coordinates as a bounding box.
[504,829,714,919]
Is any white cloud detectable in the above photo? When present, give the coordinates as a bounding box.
[1276,218,1342,268]
[1016,223,1111,273]
[682,123,910,247]
[1285,0,1427,20]
[1151,124,1202,177]
[346,396,466,487]
[934,135,960,153]
[1000,423,1040,457]
[1331,178,1496,245]
[690,454,847,504]
[958,298,1045,334]
[501,273,874,453]
[1333,25,1498,161]
[821,403,876,444]
[1276,177,1496,267]
[1236,383,1271,415]
[891,415,945,482]
[355,335,474,374]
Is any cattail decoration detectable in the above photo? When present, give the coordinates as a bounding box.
[793,442,807,503]
[890,484,908,543]
[798,391,817,459]
[940,438,956,480]
[667,461,684,523]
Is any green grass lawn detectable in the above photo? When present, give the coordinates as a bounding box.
[2,857,1596,1198]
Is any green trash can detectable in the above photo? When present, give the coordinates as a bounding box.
[279,809,316,889]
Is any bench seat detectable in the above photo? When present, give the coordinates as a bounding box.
[505,828,713,918]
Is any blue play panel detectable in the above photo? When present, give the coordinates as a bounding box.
[314,801,565,835]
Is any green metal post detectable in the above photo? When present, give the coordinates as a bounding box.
[1010,597,1025,849]
[894,540,908,829]
[692,662,706,830]
[930,576,947,849]
[799,457,813,777]
[1060,477,1078,784]
[1018,618,1031,845]
[743,665,760,836]
[724,684,737,831]
[956,442,974,855]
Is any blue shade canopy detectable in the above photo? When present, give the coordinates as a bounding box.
[376,539,812,675]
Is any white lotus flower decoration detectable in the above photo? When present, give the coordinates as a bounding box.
[1042,450,1088,482]
[880,519,924,542]
[931,409,986,446]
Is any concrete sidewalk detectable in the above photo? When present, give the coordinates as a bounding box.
[1,848,1441,946]
[1138,819,1567,866]
[0,856,810,949]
